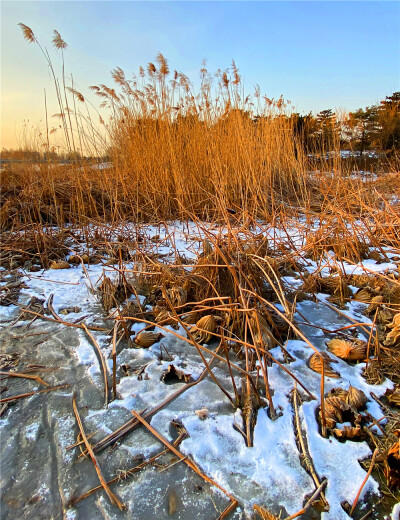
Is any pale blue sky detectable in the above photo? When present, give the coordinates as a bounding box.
[1,1,399,148]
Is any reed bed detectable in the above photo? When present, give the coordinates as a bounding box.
[1,26,397,230]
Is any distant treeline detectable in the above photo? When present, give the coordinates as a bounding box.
[289,91,400,155]
[0,149,107,163]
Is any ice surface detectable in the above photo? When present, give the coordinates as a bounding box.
[392,502,400,520]
[1,219,397,519]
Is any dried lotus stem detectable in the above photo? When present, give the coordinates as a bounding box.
[241,375,258,447]
[0,371,49,387]
[82,323,109,407]
[112,323,117,400]
[246,309,275,419]
[350,448,379,517]
[72,394,125,511]
[291,387,329,508]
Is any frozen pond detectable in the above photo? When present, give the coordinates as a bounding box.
[0,221,398,520]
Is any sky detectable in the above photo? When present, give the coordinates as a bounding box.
[1,0,399,149]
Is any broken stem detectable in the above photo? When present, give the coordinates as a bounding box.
[131,410,238,518]
[350,448,379,517]
[71,394,125,510]
[0,384,70,403]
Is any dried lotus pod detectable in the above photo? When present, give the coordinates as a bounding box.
[308,352,340,379]
[181,312,199,325]
[327,339,352,358]
[320,395,351,429]
[389,313,400,329]
[353,286,376,303]
[50,260,70,269]
[190,315,219,344]
[325,396,350,423]
[69,254,90,264]
[347,340,368,361]
[327,387,349,402]
[333,425,362,439]
[384,327,400,347]
[347,385,368,410]
[323,398,341,428]
[366,295,383,314]
[249,311,276,350]
[167,285,187,308]
[155,310,177,328]
[377,307,395,326]
[326,338,367,362]
[134,331,164,348]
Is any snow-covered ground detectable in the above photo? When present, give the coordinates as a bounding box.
[1,220,398,520]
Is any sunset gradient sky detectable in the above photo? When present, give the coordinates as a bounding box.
[1,0,399,149]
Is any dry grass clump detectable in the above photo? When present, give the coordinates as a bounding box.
[0,52,315,228]
[2,44,400,239]
[84,227,304,452]
[0,163,123,230]
[364,352,400,386]
[305,224,369,263]
[301,273,352,304]
[0,227,70,269]
[1,25,399,238]
[361,394,400,497]
[102,58,311,221]
[98,273,135,313]
[188,233,285,305]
